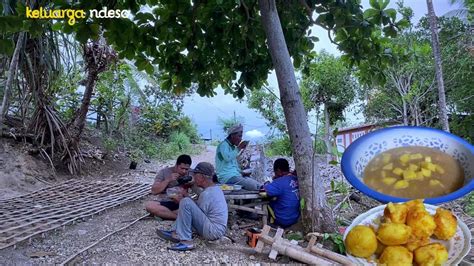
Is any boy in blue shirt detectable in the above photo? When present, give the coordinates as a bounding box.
[263,158,300,228]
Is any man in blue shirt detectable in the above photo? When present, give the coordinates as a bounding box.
[264,158,300,228]
[215,123,262,190]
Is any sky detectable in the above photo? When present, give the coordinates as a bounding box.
[182,0,459,142]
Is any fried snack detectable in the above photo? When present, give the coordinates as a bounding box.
[414,243,449,266]
[375,240,386,256]
[404,199,425,212]
[406,209,436,238]
[345,225,378,258]
[384,202,409,224]
[433,207,457,240]
[379,246,413,266]
[377,223,412,245]
[405,236,430,252]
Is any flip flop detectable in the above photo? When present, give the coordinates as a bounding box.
[156,229,180,243]
[167,242,195,251]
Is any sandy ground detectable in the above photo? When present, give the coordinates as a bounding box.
[0,144,283,264]
[0,198,281,265]
[1,139,472,265]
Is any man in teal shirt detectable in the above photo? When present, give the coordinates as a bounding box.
[215,124,262,191]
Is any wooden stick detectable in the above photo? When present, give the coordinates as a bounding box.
[260,232,355,266]
[238,222,259,229]
[228,204,265,215]
[310,246,355,266]
[255,225,271,253]
[59,213,149,266]
[270,241,335,265]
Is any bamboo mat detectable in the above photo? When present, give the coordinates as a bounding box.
[0,180,149,250]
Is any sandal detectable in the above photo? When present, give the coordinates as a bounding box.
[167,242,195,251]
[156,229,179,243]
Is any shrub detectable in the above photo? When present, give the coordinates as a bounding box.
[265,136,292,157]
[169,132,191,152]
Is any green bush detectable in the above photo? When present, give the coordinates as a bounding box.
[265,135,327,157]
[103,137,118,152]
[175,117,201,143]
[265,136,292,157]
[169,132,191,152]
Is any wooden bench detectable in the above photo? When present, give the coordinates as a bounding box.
[223,190,268,225]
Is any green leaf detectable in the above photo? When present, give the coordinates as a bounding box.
[363,9,379,19]
[378,0,389,9]
[383,26,397,38]
[299,198,305,211]
[51,22,62,31]
[385,8,397,21]
[0,39,14,56]
[369,0,380,9]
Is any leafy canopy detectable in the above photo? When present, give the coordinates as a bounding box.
[2,0,407,96]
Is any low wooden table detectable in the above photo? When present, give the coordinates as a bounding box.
[224,190,269,225]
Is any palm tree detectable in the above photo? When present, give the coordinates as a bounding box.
[0,0,83,174]
[426,0,450,132]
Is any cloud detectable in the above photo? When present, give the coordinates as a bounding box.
[245,129,264,139]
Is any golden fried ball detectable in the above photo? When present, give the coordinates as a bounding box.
[404,199,425,212]
[377,223,412,246]
[375,240,386,256]
[345,225,378,258]
[406,209,436,238]
[433,207,457,240]
[405,236,430,252]
[384,202,409,224]
[414,243,448,266]
[379,246,413,266]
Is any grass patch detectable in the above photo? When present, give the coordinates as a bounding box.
[101,130,203,163]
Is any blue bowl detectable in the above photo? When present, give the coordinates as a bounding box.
[341,126,474,204]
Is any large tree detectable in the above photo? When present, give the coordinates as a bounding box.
[301,51,357,161]
[426,0,450,132]
[2,0,405,232]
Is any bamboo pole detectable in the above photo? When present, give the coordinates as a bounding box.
[310,246,355,266]
[270,241,335,265]
[258,233,355,266]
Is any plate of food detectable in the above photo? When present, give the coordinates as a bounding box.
[343,199,471,265]
[219,184,234,192]
[218,184,242,192]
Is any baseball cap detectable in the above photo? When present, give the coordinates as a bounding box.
[190,162,215,177]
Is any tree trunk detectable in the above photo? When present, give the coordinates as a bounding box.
[426,0,450,132]
[259,0,337,233]
[96,105,102,129]
[0,32,25,134]
[70,71,96,140]
[323,104,332,163]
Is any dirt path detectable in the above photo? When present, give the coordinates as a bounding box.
[0,145,284,264]
[0,199,276,264]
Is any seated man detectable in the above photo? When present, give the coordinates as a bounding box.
[144,154,192,220]
[156,162,228,251]
[215,123,262,191]
[263,158,300,228]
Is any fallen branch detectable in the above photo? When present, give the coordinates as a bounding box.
[238,222,259,229]
[332,192,353,213]
[59,213,149,266]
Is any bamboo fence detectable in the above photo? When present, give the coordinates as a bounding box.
[0,180,149,250]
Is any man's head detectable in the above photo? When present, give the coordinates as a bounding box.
[273,158,290,179]
[175,154,192,176]
[227,123,243,146]
[190,162,215,188]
